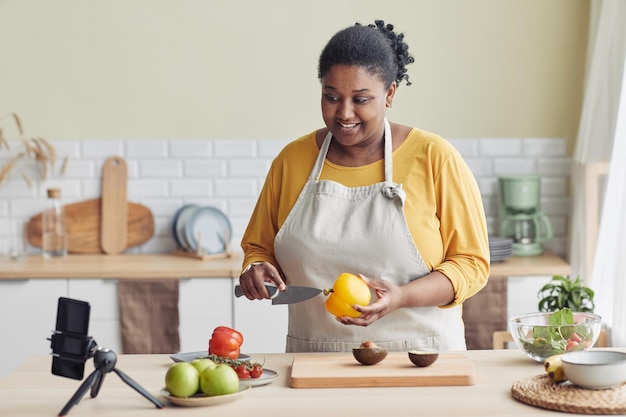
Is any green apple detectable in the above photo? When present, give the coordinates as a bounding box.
[190,358,217,374]
[165,362,199,398]
[200,363,239,396]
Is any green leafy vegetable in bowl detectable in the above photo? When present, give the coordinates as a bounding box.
[509,308,601,362]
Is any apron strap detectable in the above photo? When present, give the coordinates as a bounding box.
[381,118,406,204]
[310,119,406,205]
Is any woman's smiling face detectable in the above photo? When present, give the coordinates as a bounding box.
[321,65,396,150]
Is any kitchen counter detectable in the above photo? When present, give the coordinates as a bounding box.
[488,250,571,277]
[0,250,569,280]
[0,349,615,417]
[0,251,571,357]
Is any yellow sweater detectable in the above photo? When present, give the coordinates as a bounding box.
[241,127,490,306]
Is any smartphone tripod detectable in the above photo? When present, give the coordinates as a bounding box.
[58,346,164,416]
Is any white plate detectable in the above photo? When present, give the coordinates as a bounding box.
[160,385,250,407]
[170,351,250,363]
[170,205,187,248]
[238,369,279,388]
[185,206,232,254]
[173,204,199,251]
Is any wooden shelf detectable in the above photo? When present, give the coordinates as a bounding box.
[0,253,244,280]
[489,251,570,278]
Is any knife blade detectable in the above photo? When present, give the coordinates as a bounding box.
[234,283,322,305]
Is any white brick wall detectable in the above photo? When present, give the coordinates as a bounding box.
[0,137,570,257]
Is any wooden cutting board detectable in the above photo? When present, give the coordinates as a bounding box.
[27,198,154,254]
[100,156,128,254]
[290,352,475,388]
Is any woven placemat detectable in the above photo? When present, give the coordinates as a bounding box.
[511,374,626,415]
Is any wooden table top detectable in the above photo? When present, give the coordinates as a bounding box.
[0,349,611,417]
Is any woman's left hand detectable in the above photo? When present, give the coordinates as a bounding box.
[337,275,405,326]
[337,270,456,326]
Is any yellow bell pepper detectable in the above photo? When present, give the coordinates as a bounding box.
[324,273,371,318]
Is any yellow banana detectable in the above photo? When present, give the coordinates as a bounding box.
[544,354,567,383]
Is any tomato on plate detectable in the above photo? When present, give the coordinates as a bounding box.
[250,364,263,378]
[235,364,251,379]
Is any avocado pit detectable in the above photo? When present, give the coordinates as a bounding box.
[352,341,388,365]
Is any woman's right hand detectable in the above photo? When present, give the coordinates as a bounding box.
[238,261,286,300]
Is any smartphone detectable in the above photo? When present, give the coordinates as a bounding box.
[50,297,92,380]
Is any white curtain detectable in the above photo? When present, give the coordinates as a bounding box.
[570,0,626,345]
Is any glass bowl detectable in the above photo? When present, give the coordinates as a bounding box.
[508,311,602,362]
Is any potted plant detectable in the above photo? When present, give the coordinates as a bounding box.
[537,275,595,313]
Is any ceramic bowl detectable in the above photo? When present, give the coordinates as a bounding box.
[561,350,626,389]
[508,311,602,362]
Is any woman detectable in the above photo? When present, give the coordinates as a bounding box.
[238,20,490,352]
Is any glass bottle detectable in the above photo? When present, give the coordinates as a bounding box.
[42,188,68,258]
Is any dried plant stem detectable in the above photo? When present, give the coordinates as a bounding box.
[0,152,25,186]
[0,112,24,136]
[0,113,63,189]
[39,137,56,167]
[0,128,9,151]
[21,172,33,188]
[20,138,34,155]
[10,113,23,137]
[60,156,69,176]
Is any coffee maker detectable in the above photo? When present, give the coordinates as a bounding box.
[498,176,553,256]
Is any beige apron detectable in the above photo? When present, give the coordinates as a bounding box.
[274,119,466,352]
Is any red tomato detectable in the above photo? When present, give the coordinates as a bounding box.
[566,339,580,352]
[235,364,250,379]
[250,364,263,378]
[570,332,583,343]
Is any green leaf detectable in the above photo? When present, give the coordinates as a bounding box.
[549,308,573,325]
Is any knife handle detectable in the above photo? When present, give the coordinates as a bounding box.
[234,285,244,298]
[234,284,279,298]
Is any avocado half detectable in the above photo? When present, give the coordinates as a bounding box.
[352,346,388,365]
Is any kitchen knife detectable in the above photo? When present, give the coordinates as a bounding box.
[234,283,322,305]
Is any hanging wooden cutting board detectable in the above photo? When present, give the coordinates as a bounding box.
[290,352,475,388]
[100,156,128,254]
[27,199,154,254]
[27,156,154,254]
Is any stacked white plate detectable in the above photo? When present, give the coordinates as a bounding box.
[172,204,232,254]
[488,236,513,263]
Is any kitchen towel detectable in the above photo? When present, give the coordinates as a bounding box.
[118,279,180,354]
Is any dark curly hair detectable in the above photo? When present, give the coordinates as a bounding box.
[318,20,415,88]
